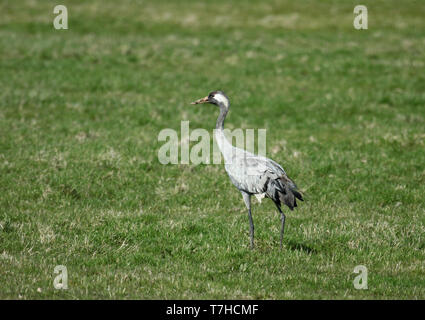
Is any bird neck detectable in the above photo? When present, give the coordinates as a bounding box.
[214,105,234,163]
[215,105,228,131]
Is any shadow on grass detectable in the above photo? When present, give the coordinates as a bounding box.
[286,240,317,254]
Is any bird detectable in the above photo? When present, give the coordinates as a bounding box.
[191,90,303,249]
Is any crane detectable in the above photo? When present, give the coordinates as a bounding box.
[191,91,303,249]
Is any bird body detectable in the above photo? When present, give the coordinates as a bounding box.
[218,135,302,210]
[191,91,303,248]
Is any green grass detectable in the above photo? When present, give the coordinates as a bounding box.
[1,0,424,299]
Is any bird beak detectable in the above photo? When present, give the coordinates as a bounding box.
[190,96,209,105]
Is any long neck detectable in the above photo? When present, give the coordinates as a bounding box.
[214,104,234,163]
[215,105,228,130]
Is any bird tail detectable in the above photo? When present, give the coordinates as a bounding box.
[274,175,304,211]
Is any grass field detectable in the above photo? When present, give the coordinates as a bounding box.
[1,0,424,299]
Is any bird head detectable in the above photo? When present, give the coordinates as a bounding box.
[191,91,230,109]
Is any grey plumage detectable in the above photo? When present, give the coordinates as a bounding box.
[191,91,303,249]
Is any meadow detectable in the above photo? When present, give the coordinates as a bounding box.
[0,0,424,299]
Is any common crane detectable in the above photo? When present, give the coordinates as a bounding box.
[191,91,303,249]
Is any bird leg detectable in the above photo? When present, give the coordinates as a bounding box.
[248,208,254,249]
[242,192,254,249]
[276,205,286,249]
[280,212,286,249]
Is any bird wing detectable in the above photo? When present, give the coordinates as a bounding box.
[224,148,303,210]
[224,150,286,194]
